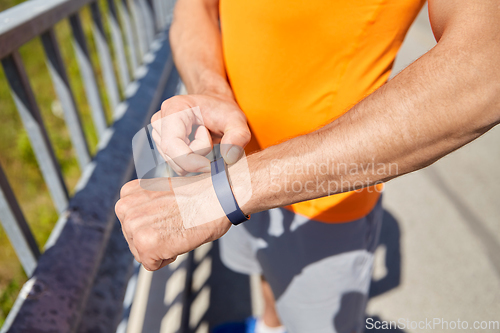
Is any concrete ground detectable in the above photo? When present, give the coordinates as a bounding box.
[126,4,500,333]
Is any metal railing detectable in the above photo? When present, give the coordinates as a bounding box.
[0,0,189,332]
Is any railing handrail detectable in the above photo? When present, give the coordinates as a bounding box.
[0,0,95,59]
[0,0,161,275]
[1,36,175,332]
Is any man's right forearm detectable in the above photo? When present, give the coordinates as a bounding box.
[170,0,233,99]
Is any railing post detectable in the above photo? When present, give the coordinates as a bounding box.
[1,51,69,214]
[145,0,159,32]
[0,164,40,277]
[158,0,167,28]
[106,0,131,91]
[90,1,121,113]
[117,0,140,75]
[41,28,91,170]
[136,0,154,48]
[69,13,108,138]
[153,0,166,30]
[164,0,174,27]
[129,0,148,58]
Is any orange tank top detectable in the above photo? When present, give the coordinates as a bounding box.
[220,0,425,223]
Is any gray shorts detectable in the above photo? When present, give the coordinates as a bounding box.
[219,197,383,333]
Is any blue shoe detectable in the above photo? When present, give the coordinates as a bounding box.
[245,317,257,333]
[212,317,257,333]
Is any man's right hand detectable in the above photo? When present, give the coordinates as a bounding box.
[151,94,251,175]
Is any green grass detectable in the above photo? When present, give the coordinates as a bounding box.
[0,0,129,326]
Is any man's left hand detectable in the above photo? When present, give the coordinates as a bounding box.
[115,176,232,271]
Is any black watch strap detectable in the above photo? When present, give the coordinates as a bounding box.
[210,158,249,225]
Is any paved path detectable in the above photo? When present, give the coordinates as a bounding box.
[127,5,500,333]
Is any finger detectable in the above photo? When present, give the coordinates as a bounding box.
[115,199,125,222]
[119,221,141,262]
[128,240,141,264]
[159,109,197,154]
[156,122,209,174]
[171,150,211,174]
[220,117,251,164]
[152,129,169,161]
[189,125,213,157]
[115,195,136,222]
[142,257,164,272]
[151,110,161,124]
[120,179,141,198]
[158,257,177,269]
[165,156,189,176]
[151,117,166,159]
[160,110,211,173]
[151,129,188,176]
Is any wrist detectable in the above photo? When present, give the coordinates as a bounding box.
[197,88,235,103]
[226,151,275,217]
[190,69,235,102]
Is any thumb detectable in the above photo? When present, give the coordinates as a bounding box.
[220,124,251,164]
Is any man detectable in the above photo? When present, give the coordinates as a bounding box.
[115,0,500,332]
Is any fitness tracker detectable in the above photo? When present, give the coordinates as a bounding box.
[210,158,249,225]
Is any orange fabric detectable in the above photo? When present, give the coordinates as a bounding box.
[220,0,425,223]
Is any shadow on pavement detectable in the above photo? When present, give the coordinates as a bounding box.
[365,210,406,332]
[202,209,404,332]
[369,210,402,298]
[204,241,253,330]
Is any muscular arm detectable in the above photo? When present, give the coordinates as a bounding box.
[169,0,232,98]
[234,0,500,214]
